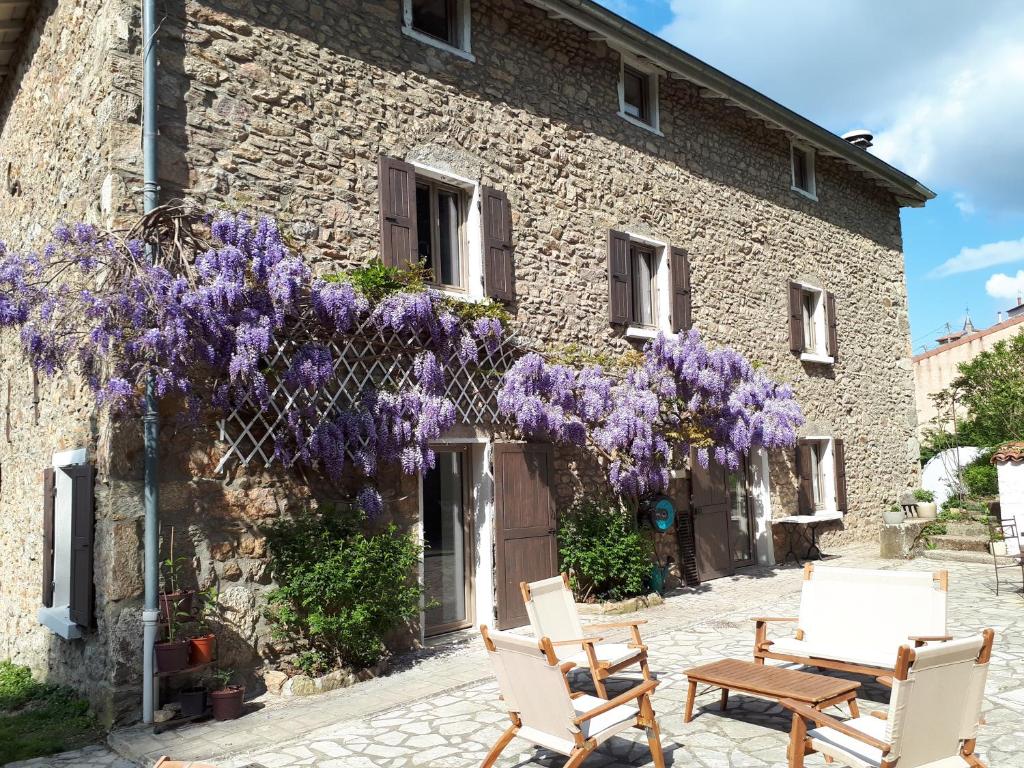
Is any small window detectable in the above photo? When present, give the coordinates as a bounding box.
[791,143,816,199]
[629,243,658,327]
[618,59,660,133]
[807,441,825,510]
[403,0,472,58]
[416,178,466,290]
[800,289,818,353]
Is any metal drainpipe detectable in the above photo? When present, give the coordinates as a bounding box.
[141,0,160,725]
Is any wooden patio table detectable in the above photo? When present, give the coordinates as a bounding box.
[682,658,860,723]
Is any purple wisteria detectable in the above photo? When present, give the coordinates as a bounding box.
[498,330,803,497]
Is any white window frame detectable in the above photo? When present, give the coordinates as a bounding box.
[37,447,87,640]
[617,53,663,136]
[795,281,833,364]
[622,232,672,340]
[790,141,817,200]
[803,436,838,514]
[402,0,475,61]
[409,162,485,301]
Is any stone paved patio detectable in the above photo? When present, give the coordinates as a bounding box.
[20,546,1024,768]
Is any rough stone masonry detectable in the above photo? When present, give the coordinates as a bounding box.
[0,0,920,722]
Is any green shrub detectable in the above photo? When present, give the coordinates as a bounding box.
[558,498,653,601]
[912,488,935,503]
[962,452,998,498]
[266,506,424,669]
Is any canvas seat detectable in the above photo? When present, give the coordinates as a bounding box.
[521,574,652,698]
[769,638,896,670]
[782,630,994,768]
[480,626,666,768]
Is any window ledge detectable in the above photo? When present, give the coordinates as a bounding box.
[401,26,475,61]
[791,185,818,202]
[38,606,82,640]
[625,325,660,341]
[617,111,664,137]
[799,351,834,365]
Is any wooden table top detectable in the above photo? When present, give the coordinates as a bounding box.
[684,659,860,704]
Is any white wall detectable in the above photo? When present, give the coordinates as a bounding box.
[997,462,1024,555]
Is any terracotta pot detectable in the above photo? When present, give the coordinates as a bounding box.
[188,634,216,665]
[178,686,206,718]
[159,590,195,621]
[154,639,190,673]
[210,685,244,721]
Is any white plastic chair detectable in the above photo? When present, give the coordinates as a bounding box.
[480,625,665,768]
[521,573,651,698]
[782,629,995,768]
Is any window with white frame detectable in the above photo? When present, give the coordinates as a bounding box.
[791,142,816,199]
[798,437,836,514]
[403,0,473,58]
[618,57,660,133]
[629,241,658,327]
[416,177,468,291]
[792,282,833,362]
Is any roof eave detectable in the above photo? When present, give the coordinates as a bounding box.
[528,0,936,207]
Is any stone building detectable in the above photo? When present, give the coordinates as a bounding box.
[0,0,932,723]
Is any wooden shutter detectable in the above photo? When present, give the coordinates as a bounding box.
[826,291,838,361]
[796,442,814,514]
[789,281,804,354]
[608,230,631,325]
[42,467,55,608]
[833,439,848,513]
[67,464,95,629]
[378,155,417,269]
[670,246,692,333]
[482,186,514,302]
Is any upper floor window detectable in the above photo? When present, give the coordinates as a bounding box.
[617,57,661,134]
[403,0,473,60]
[791,143,816,199]
[788,281,837,364]
[629,242,658,327]
[608,231,691,337]
[416,178,467,290]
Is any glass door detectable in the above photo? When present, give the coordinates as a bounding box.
[728,460,756,568]
[423,448,473,635]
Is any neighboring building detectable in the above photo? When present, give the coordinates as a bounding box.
[0,0,932,722]
[913,312,1024,436]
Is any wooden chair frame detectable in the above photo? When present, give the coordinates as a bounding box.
[781,629,995,768]
[480,626,666,768]
[753,564,951,680]
[521,573,652,698]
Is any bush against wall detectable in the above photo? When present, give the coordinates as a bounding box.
[558,498,653,601]
[265,506,424,669]
[962,451,999,498]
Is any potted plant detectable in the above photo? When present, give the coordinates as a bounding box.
[210,668,244,721]
[188,586,218,666]
[160,527,195,621]
[990,526,1009,556]
[882,502,905,525]
[154,605,191,674]
[177,684,207,718]
[913,489,938,519]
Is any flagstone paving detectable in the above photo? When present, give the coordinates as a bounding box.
[31,546,1024,768]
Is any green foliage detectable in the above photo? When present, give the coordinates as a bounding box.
[912,488,935,503]
[0,661,101,763]
[951,334,1024,445]
[962,451,999,497]
[211,668,235,690]
[266,506,424,669]
[440,295,511,327]
[558,497,654,601]
[296,650,330,678]
[545,343,645,373]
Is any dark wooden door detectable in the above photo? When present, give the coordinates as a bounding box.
[691,454,733,581]
[494,442,557,629]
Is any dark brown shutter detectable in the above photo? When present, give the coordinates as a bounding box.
[833,439,848,513]
[670,246,692,333]
[42,467,55,608]
[482,186,514,302]
[608,230,631,325]
[378,155,417,269]
[789,281,804,354]
[796,442,814,514]
[67,464,94,628]
[826,291,838,361]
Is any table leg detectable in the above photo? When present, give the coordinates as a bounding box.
[719,688,729,711]
[684,680,697,723]
[807,523,823,560]
[783,526,801,565]
[848,697,860,718]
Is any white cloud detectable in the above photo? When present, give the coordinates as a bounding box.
[929,237,1024,278]
[954,194,975,216]
[658,1,1024,213]
[986,270,1024,301]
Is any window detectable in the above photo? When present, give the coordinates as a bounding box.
[797,437,847,515]
[789,281,835,363]
[807,441,825,510]
[618,58,660,133]
[416,178,467,290]
[791,143,816,199]
[402,0,473,59]
[629,242,657,327]
[800,288,819,353]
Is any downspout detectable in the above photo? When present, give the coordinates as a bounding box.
[141,0,160,725]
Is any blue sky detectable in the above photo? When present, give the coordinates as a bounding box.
[595,0,1024,354]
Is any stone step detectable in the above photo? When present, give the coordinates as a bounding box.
[944,521,989,537]
[921,549,1014,566]
[927,535,990,553]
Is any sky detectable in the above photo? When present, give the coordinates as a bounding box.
[595,0,1024,354]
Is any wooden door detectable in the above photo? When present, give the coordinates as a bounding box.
[691,454,733,581]
[494,442,557,629]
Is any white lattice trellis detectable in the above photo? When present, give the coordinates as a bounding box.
[216,314,521,473]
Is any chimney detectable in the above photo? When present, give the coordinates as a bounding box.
[998,310,1004,323]
[842,129,874,149]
